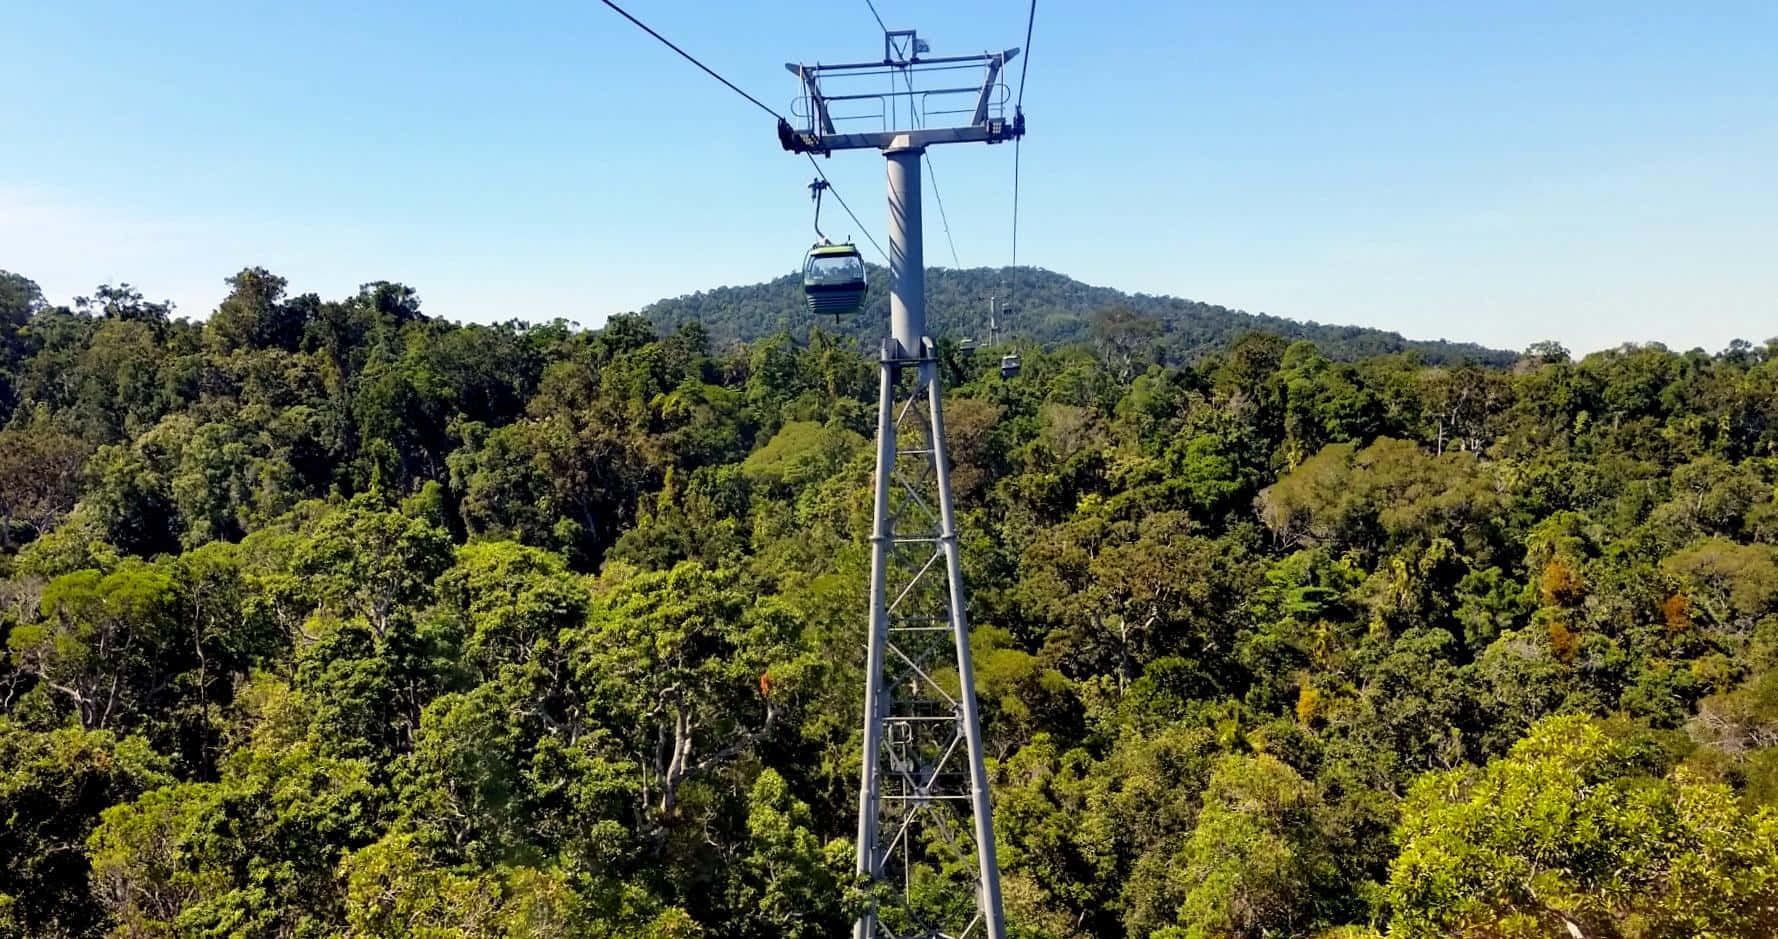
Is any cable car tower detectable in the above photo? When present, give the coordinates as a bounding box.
[779,26,1023,939]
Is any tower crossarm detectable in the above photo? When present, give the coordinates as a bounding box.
[780,47,1022,154]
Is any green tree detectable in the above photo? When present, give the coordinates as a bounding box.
[0,270,45,330]
[74,283,173,325]
[571,563,800,821]
[339,830,600,938]
[725,769,847,939]
[0,721,170,938]
[1388,715,1778,938]
[88,740,382,936]
[8,562,182,733]
[1257,438,1503,564]
[0,272,44,419]
[1661,538,1778,630]
[0,423,86,548]
[206,267,309,352]
[1156,754,1335,939]
[293,497,454,638]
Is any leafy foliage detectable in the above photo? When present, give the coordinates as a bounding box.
[2,265,1778,937]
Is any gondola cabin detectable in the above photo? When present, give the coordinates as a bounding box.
[803,243,867,316]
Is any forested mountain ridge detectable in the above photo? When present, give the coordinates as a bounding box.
[4,264,1778,938]
[641,265,1516,366]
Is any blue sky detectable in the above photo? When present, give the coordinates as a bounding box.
[3,0,1774,354]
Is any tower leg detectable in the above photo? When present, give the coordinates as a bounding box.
[855,345,897,939]
[925,353,1006,939]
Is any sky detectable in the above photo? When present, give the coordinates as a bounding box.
[2,0,1774,355]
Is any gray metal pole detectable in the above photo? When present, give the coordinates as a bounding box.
[885,144,925,361]
[924,358,1007,939]
[854,342,897,939]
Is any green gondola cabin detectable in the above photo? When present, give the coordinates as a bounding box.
[802,242,867,316]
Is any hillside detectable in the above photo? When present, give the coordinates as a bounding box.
[641,265,1516,365]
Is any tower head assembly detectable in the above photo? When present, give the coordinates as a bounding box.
[777,32,1024,155]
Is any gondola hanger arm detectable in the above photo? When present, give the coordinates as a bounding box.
[808,178,831,243]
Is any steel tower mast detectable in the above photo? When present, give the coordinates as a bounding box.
[780,28,1024,939]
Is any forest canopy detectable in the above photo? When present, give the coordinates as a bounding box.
[3,265,1778,938]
